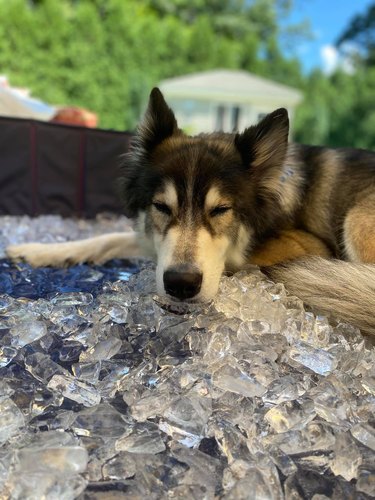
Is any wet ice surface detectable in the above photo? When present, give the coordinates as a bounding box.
[0,216,375,499]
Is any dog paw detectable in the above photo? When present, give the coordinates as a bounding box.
[6,242,77,268]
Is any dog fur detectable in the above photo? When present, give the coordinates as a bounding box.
[6,88,375,336]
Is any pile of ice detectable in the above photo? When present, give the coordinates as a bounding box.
[0,216,374,499]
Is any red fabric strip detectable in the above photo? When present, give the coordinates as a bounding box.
[77,130,86,216]
[30,122,38,215]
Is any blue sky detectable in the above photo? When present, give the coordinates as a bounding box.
[284,0,373,73]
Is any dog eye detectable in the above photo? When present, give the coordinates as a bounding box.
[152,202,172,216]
[210,206,232,217]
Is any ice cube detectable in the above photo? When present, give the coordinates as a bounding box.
[212,362,267,398]
[351,422,375,451]
[115,422,166,454]
[72,403,131,439]
[50,292,94,306]
[0,398,24,445]
[10,319,47,348]
[47,374,101,407]
[24,352,68,383]
[15,446,88,474]
[265,398,316,433]
[330,431,362,481]
[79,337,122,362]
[72,361,101,384]
[289,341,338,375]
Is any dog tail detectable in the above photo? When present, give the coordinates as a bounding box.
[263,257,375,337]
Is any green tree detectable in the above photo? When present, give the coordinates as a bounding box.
[294,70,331,145]
[337,3,375,66]
[0,0,309,130]
[295,3,375,150]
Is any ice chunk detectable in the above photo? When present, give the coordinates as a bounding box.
[361,374,375,395]
[97,292,129,324]
[72,403,130,439]
[351,422,375,451]
[24,352,68,382]
[30,409,77,432]
[0,380,14,400]
[49,306,88,336]
[59,340,85,362]
[102,452,138,480]
[72,361,101,383]
[222,462,284,500]
[31,386,64,416]
[47,374,101,407]
[289,341,338,375]
[0,398,24,445]
[50,292,93,306]
[212,362,267,398]
[15,446,88,474]
[263,375,307,404]
[159,395,212,448]
[5,440,88,500]
[330,431,362,481]
[0,346,17,367]
[357,462,375,497]
[115,422,166,454]
[170,443,221,497]
[79,337,122,362]
[5,473,87,500]
[265,399,316,433]
[266,446,298,477]
[309,377,351,426]
[128,267,157,294]
[264,421,336,455]
[10,318,47,347]
[131,388,172,422]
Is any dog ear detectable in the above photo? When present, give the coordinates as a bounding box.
[119,89,178,218]
[235,108,289,170]
[138,88,179,151]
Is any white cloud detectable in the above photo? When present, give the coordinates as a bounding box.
[320,44,356,75]
[320,44,339,74]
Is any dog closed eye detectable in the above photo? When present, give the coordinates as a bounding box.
[152,202,172,216]
[210,206,232,217]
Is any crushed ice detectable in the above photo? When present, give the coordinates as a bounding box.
[0,215,374,499]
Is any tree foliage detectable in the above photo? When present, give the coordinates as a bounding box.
[336,3,375,66]
[295,2,375,150]
[0,0,304,130]
[0,0,374,150]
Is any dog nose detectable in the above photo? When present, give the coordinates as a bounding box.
[163,264,203,300]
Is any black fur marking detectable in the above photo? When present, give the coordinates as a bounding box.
[118,89,180,218]
[118,155,163,218]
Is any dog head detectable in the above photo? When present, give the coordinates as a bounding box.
[119,88,290,301]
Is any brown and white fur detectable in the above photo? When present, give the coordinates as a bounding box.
[6,88,375,337]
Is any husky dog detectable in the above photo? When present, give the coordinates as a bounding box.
[7,89,375,336]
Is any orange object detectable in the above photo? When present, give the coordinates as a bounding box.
[51,107,98,128]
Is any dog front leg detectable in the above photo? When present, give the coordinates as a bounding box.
[6,232,144,268]
[249,229,332,266]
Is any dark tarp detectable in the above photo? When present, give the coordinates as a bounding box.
[0,116,133,218]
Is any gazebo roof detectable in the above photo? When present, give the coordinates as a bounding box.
[160,70,303,105]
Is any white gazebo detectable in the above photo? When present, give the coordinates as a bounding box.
[159,69,303,135]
